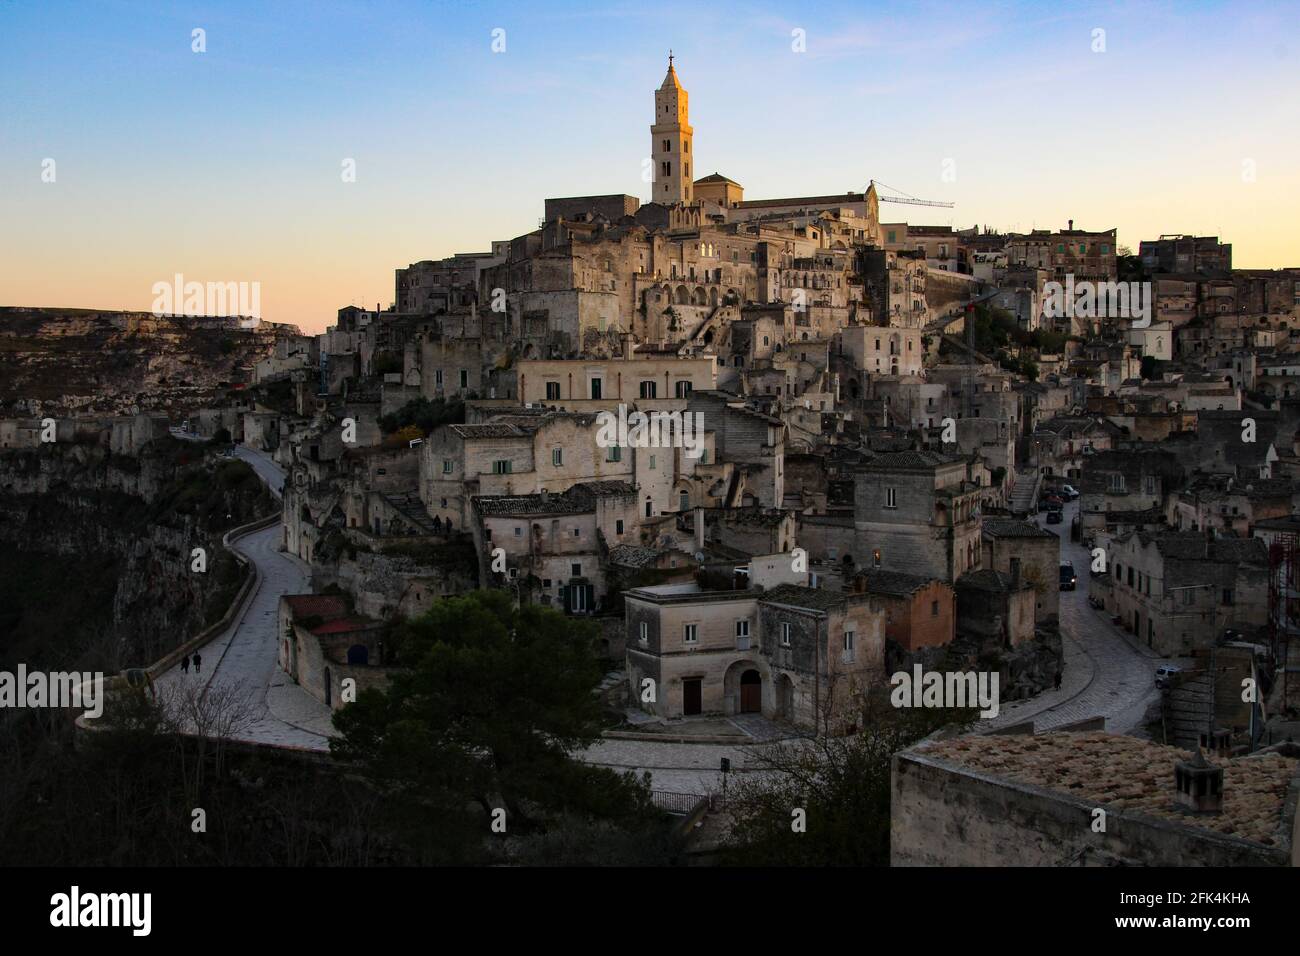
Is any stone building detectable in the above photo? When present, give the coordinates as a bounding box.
[278,594,390,710]
[892,732,1299,866]
[954,567,1037,647]
[470,480,639,613]
[981,519,1061,624]
[853,450,984,582]
[1104,530,1270,655]
[623,579,885,732]
[850,569,955,652]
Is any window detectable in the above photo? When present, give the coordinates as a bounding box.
[781,622,792,647]
[1127,567,1134,587]
[571,562,582,576]
[543,578,552,587]
[1109,474,1126,493]
[639,621,649,645]
[608,445,622,462]
[545,381,561,400]
[492,460,512,474]
[442,459,452,474]
[513,526,522,537]
[615,519,624,534]
[1222,589,1234,606]
[662,161,671,177]
[572,528,581,538]
[649,454,656,470]
[662,139,670,152]
[590,378,603,400]
[1182,588,1194,605]
[885,487,897,509]
[639,381,657,399]
[931,600,940,617]
[552,448,563,466]
[683,623,698,644]
[842,630,856,663]
[736,620,750,638]
[459,369,468,389]
[435,369,443,387]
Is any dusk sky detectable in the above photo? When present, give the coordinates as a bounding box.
[2,0,1297,333]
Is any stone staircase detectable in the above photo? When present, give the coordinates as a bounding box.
[382,492,440,535]
[1007,468,1041,516]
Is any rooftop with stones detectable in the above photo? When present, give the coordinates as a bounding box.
[920,732,1298,847]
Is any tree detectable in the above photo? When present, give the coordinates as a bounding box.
[718,696,976,866]
[331,591,658,861]
[378,397,465,436]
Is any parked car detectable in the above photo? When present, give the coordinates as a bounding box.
[1059,562,1077,590]
[1061,484,1080,500]
[1046,509,1063,524]
[1155,664,1182,688]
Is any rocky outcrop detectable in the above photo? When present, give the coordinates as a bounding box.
[0,307,302,416]
[0,440,274,667]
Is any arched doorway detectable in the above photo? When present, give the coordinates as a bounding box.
[347,644,369,665]
[740,669,762,713]
[323,667,333,707]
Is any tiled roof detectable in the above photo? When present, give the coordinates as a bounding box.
[863,450,959,472]
[760,584,847,612]
[982,518,1056,539]
[282,594,349,621]
[955,568,1030,592]
[854,569,935,596]
[450,423,530,439]
[920,732,1297,846]
[474,480,637,517]
[607,545,663,568]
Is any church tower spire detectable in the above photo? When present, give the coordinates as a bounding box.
[651,53,692,204]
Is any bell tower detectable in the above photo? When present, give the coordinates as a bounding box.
[651,52,692,205]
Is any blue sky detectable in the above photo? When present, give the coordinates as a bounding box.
[2,0,1297,331]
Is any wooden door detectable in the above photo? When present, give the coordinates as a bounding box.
[740,670,761,713]
[683,678,702,716]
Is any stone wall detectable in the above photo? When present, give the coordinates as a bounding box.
[891,750,1292,867]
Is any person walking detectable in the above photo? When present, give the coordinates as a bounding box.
[192,652,202,675]
[180,655,190,675]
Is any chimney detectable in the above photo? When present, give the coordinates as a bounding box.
[694,506,706,554]
[1067,219,1074,231]
[1174,749,1224,814]
[623,333,634,360]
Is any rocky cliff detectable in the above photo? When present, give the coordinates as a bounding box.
[0,307,302,416]
[0,437,275,670]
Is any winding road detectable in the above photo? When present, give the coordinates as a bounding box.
[158,433,333,750]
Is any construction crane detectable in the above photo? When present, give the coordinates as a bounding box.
[868,179,954,208]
